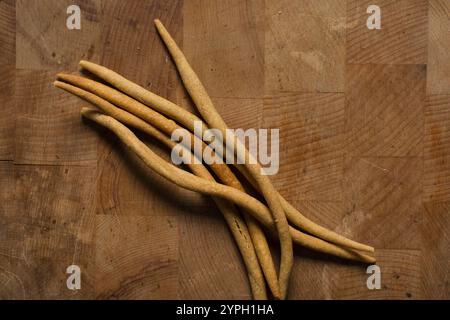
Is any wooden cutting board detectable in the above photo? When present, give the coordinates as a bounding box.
[0,0,449,299]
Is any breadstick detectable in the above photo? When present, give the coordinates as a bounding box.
[235,165,374,253]
[80,108,376,265]
[74,104,267,299]
[56,80,374,264]
[154,19,296,296]
[161,140,269,300]
[73,63,373,253]
[81,51,294,302]
[55,78,281,298]
[184,165,268,299]
[78,60,207,137]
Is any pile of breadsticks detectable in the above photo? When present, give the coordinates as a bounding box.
[54,19,375,300]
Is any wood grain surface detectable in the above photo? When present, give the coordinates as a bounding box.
[1,0,449,299]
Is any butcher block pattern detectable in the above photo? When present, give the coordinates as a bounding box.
[0,0,449,299]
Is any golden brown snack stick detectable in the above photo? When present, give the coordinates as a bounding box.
[72,64,373,253]
[154,19,296,296]
[181,160,268,299]
[80,108,376,265]
[78,60,206,136]
[74,105,267,300]
[161,140,269,300]
[234,165,375,253]
[55,77,281,298]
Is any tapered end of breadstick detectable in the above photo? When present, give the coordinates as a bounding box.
[154,19,166,35]
[56,73,87,88]
[344,241,375,253]
[80,107,101,120]
[355,251,376,264]
[56,73,71,81]
[79,60,98,72]
[79,60,89,68]
[80,106,96,114]
[360,245,375,253]
[79,60,108,78]
[53,80,74,92]
[154,19,162,27]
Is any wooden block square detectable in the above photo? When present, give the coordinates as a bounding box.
[345,64,425,157]
[0,163,25,299]
[0,164,96,299]
[16,0,102,71]
[265,0,346,93]
[327,249,422,299]
[424,95,450,203]
[0,65,15,160]
[0,0,15,66]
[427,0,450,95]
[0,162,16,236]
[15,115,98,165]
[178,213,251,299]
[422,201,450,299]
[263,93,345,201]
[346,0,428,64]
[212,98,263,129]
[100,0,183,102]
[95,215,178,299]
[342,157,423,250]
[16,69,82,116]
[288,253,329,299]
[183,0,264,98]
[0,0,15,159]
[14,70,98,165]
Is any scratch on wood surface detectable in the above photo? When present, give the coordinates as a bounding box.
[22,242,30,266]
[0,267,26,299]
[0,251,26,262]
[71,235,80,266]
[361,159,390,173]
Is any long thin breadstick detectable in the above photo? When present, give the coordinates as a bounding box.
[154,19,295,296]
[79,60,207,136]
[182,166,268,299]
[55,80,374,264]
[74,63,373,253]
[75,105,267,299]
[80,58,294,301]
[55,78,281,298]
[80,108,376,265]
[235,165,375,253]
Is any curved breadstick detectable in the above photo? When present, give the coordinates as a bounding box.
[79,60,207,136]
[154,19,291,295]
[154,18,380,294]
[74,63,373,253]
[76,103,267,299]
[235,165,375,253]
[80,108,376,265]
[80,56,294,300]
[55,78,280,298]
